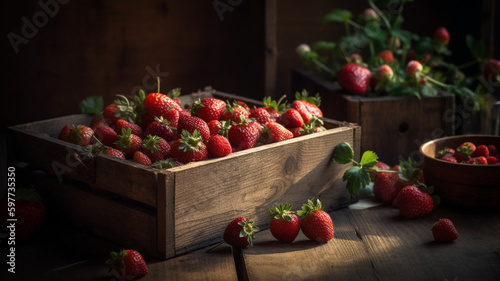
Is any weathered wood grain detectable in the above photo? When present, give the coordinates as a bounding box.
[241,203,500,281]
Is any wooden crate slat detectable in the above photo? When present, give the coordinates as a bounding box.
[171,126,357,252]
[156,171,176,259]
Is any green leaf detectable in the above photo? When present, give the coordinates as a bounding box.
[465,34,485,61]
[390,29,412,44]
[320,9,352,23]
[343,166,371,194]
[333,142,354,164]
[79,96,103,114]
[419,85,439,97]
[360,151,378,167]
[311,41,336,51]
[414,36,433,54]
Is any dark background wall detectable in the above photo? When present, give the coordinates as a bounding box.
[1,0,497,128]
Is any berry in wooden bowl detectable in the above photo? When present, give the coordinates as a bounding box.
[420,135,500,208]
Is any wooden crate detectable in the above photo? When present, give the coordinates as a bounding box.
[7,89,361,259]
[292,68,455,165]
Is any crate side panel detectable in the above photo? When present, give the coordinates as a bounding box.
[38,177,157,256]
[94,155,158,208]
[156,171,176,259]
[359,94,454,163]
[172,128,357,252]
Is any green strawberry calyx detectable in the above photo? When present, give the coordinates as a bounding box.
[295,89,321,107]
[152,158,180,169]
[238,219,259,247]
[297,199,323,218]
[153,116,171,126]
[178,130,203,152]
[114,128,133,149]
[267,203,295,222]
[142,135,162,153]
[191,98,205,116]
[106,250,127,274]
[263,95,287,113]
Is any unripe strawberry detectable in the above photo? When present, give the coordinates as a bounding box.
[433,27,450,45]
[371,64,393,91]
[406,60,423,77]
[348,53,363,64]
[296,44,311,57]
[362,8,378,22]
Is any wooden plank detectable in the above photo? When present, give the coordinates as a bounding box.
[143,244,238,281]
[241,204,500,281]
[172,127,357,253]
[38,176,158,257]
[347,206,500,281]
[156,170,176,259]
[94,154,158,208]
[240,208,377,281]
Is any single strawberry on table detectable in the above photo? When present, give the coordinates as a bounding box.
[432,218,458,242]
[0,187,46,242]
[395,185,434,218]
[106,249,148,279]
[373,172,400,204]
[223,217,259,248]
[297,199,334,242]
[268,203,300,243]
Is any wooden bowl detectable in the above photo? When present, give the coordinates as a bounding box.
[420,135,500,208]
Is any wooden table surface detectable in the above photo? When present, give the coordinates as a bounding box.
[3,200,500,281]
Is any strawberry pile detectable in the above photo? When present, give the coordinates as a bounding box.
[58,88,325,168]
[437,142,499,165]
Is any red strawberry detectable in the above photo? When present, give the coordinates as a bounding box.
[378,50,394,63]
[337,63,372,96]
[114,128,143,158]
[438,147,456,158]
[370,161,391,182]
[207,120,222,136]
[220,102,250,124]
[115,119,144,139]
[454,142,476,163]
[466,156,488,165]
[433,27,450,45]
[106,249,148,278]
[432,218,458,242]
[261,122,293,144]
[145,117,174,142]
[471,145,489,158]
[291,100,313,124]
[191,97,226,122]
[294,90,323,117]
[58,125,71,142]
[0,188,46,241]
[268,203,300,243]
[177,115,210,142]
[440,154,457,163]
[207,135,232,158]
[67,125,94,147]
[406,60,423,77]
[371,64,393,91]
[290,127,303,138]
[90,117,107,130]
[373,172,399,204]
[227,117,262,151]
[170,130,209,163]
[133,151,152,166]
[164,109,180,129]
[297,199,334,242]
[102,103,120,126]
[396,185,434,218]
[483,59,500,82]
[488,144,498,156]
[104,147,126,159]
[281,109,304,128]
[223,217,259,248]
[249,107,272,125]
[262,95,287,122]
[141,135,171,162]
[142,92,182,127]
[487,156,498,165]
[91,125,117,147]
